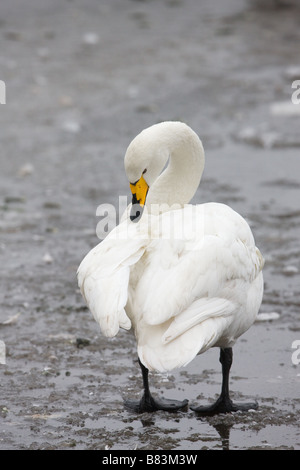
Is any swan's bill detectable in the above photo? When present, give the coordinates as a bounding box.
[129,175,149,206]
[129,175,149,222]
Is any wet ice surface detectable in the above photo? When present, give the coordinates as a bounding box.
[0,0,300,450]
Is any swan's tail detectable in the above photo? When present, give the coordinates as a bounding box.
[137,297,235,373]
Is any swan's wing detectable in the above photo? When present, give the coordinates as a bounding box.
[161,297,236,345]
[77,220,146,337]
[139,205,264,327]
[136,296,234,372]
[139,236,256,326]
[138,314,230,372]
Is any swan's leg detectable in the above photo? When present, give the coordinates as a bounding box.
[124,358,188,413]
[191,347,258,416]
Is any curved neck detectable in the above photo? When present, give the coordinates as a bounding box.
[146,124,205,211]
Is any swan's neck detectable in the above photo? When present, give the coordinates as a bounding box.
[146,125,205,212]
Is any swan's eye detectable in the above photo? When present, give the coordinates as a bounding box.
[142,169,147,174]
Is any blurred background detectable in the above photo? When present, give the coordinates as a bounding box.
[0,0,299,450]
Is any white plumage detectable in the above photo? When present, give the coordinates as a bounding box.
[77,121,264,414]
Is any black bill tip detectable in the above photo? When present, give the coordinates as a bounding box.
[130,203,144,222]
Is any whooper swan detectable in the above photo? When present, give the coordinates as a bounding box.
[77,121,264,414]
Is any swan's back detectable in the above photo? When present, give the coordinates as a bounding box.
[122,202,264,371]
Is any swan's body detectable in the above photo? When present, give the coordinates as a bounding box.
[78,122,264,414]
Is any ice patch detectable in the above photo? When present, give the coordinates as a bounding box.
[256,312,280,322]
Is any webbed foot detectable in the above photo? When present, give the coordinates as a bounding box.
[191,396,258,416]
[125,394,188,413]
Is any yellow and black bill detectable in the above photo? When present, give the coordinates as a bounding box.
[129,175,149,222]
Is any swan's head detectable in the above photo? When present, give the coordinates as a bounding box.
[124,123,170,221]
[124,121,204,221]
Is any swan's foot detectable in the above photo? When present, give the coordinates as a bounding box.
[126,357,188,413]
[191,347,258,416]
[124,394,188,413]
[191,396,258,416]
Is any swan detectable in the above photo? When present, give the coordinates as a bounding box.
[77,121,264,415]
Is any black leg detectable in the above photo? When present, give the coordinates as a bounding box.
[190,347,258,416]
[124,358,188,413]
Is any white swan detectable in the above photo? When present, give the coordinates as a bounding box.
[77,121,264,414]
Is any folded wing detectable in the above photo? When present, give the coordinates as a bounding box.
[77,220,146,337]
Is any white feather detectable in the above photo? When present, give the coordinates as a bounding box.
[162,297,235,345]
[77,219,146,337]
